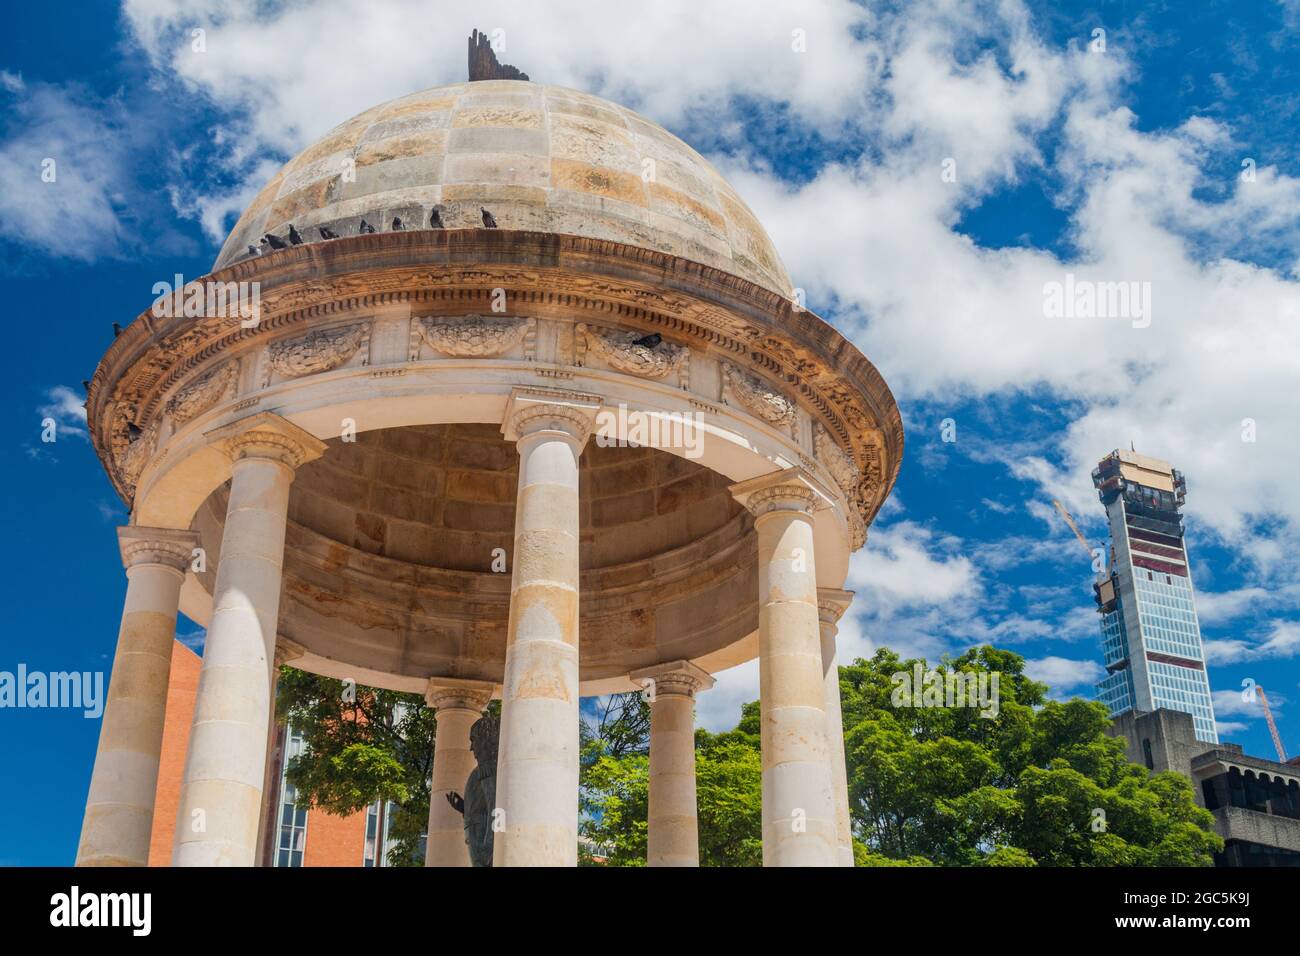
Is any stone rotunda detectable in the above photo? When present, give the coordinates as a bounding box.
[77,76,902,868]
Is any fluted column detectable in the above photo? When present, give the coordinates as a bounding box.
[731,467,838,867]
[493,387,602,867]
[173,413,325,867]
[76,526,200,867]
[631,660,715,866]
[424,678,494,867]
[817,587,855,867]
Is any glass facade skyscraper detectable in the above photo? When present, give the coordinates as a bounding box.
[1092,449,1218,743]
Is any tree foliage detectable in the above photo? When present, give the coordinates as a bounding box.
[275,667,436,867]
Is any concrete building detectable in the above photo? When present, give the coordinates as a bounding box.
[1092,449,1218,743]
[1109,709,1300,866]
[75,57,903,867]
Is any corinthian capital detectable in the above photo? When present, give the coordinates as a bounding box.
[424,677,495,714]
[501,386,604,446]
[117,525,202,573]
[204,411,328,469]
[729,466,834,519]
[629,660,716,699]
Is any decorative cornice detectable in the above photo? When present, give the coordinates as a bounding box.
[577,323,689,383]
[265,322,369,382]
[721,361,795,429]
[424,677,495,713]
[89,234,902,523]
[117,525,201,573]
[628,660,716,698]
[412,314,534,359]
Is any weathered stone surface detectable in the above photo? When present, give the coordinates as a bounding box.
[212,82,791,297]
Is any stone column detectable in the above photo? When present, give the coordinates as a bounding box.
[173,413,324,867]
[76,526,200,867]
[424,678,494,867]
[493,387,602,867]
[817,587,856,867]
[631,660,715,867]
[731,467,838,867]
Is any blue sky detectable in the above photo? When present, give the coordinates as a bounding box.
[3,1,1300,865]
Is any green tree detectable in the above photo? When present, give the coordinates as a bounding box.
[275,667,436,867]
[840,647,1223,866]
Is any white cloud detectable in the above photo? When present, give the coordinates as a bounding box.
[0,82,137,260]
[696,658,758,733]
[1215,721,1248,737]
[37,385,88,441]
[1023,655,1104,692]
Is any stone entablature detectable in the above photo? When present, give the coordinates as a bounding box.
[87,232,902,545]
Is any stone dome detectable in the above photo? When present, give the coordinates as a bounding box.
[215,80,792,295]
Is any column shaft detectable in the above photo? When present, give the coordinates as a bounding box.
[76,529,197,866]
[739,478,838,867]
[494,429,583,866]
[818,589,856,867]
[173,452,296,866]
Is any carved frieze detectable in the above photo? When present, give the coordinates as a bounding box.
[411,315,534,360]
[721,362,795,429]
[167,361,238,426]
[116,419,158,494]
[576,324,689,384]
[265,322,369,384]
[815,423,868,550]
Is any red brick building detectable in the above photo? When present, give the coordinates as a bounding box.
[147,641,403,866]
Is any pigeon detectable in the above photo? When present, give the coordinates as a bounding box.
[429,206,445,228]
[391,216,404,231]
[81,380,91,392]
[247,244,260,256]
[481,207,498,228]
[288,224,304,245]
[318,225,339,240]
[359,219,376,234]
[126,422,143,443]
[263,233,289,250]
[112,322,123,338]
[631,333,661,349]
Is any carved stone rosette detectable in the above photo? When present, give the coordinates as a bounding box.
[721,362,795,430]
[410,314,534,360]
[167,361,238,427]
[576,324,689,386]
[264,322,369,385]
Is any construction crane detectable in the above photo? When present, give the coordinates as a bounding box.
[1257,687,1288,763]
[1053,499,1099,566]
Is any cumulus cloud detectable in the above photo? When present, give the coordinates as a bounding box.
[37,385,88,441]
[1023,655,1105,692]
[0,79,137,260]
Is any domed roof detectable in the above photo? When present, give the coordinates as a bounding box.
[215,81,791,295]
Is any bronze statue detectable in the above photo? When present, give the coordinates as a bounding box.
[445,714,500,867]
